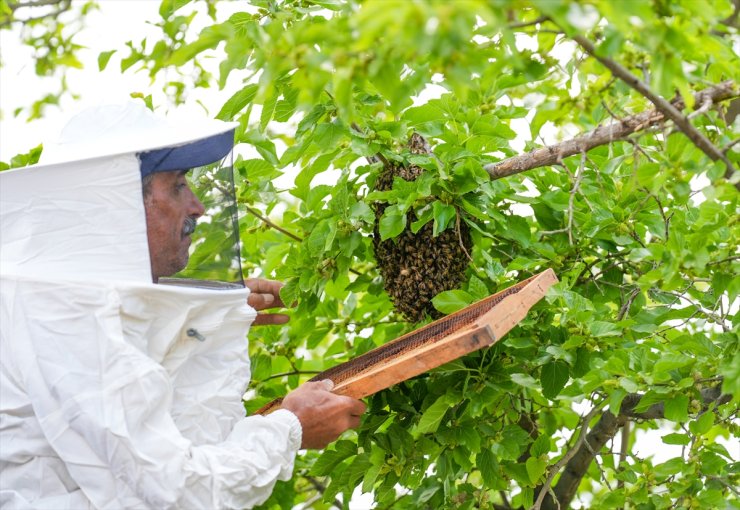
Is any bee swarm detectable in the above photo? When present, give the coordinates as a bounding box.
[372,133,472,322]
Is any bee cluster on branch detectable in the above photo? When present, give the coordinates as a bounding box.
[372,133,472,322]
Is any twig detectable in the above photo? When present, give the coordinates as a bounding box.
[7,0,65,11]
[708,475,740,497]
[687,96,714,120]
[455,207,474,262]
[539,228,568,236]
[616,287,641,321]
[1,0,70,28]
[296,493,323,510]
[566,152,586,245]
[508,15,549,29]
[616,420,630,498]
[722,138,740,154]
[570,35,739,191]
[601,100,624,122]
[547,486,561,510]
[303,476,343,509]
[351,122,390,167]
[706,255,740,266]
[628,138,657,163]
[711,0,740,35]
[498,490,511,509]
[484,81,738,181]
[660,289,730,331]
[532,399,607,510]
[245,205,303,242]
[581,429,613,491]
[645,192,670,239]
[261,370,321,382]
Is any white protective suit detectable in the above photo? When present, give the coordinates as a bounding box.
[0,104,302,509]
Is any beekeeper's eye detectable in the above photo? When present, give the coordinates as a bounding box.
[174,174,189,193]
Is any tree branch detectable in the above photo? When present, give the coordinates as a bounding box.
[245,205,303,242]
[533,399,607,510]
[7,0,66,11]
[542,384,730,509]
[484,81,738,181]
[303,475,343,509]
[1,0,71,28]
[508,15,549,29]
[570,35,739,190]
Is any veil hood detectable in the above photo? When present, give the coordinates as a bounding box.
[0,102,238,284]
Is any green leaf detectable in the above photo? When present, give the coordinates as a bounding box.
[476,449,498,486]
[664,394,689,422]
[378,206,407,241]
[250,354,272,381]
[432,290,474,314]
[294,150,338,199]
[259,90,278,132]
[653,457,685,479]
[526,457,547,484]
[5,144,43,170]
[97,50,116,71]
[311,440,357,476]
[589,321,621,337]
[432,201,456,237]
[540,361,569,399]
[238,158,274,179]
[217,84,258,120]
[510,373,539,390]
[719,350,740,396]
[167,23,232,66]
[415,394,454,435]
[697,490,728,508]
[296,104,327,138]
[313,121,345,150]
[653,353,693,374]
[159,0,192,18]
[531,435,551,457]
[306,219,334,257]
[309,0,344,11]
[689,411,714,435]
[467,275,489,300]
[662,433,691,446]
[402,102,446,126]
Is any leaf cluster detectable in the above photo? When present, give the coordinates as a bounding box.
[8,0,740,508]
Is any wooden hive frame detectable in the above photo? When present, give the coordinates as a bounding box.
[256,268,558,415]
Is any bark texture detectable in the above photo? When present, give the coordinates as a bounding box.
[484,81,738,181]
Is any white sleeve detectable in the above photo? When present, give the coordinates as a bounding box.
[9,282,302,510]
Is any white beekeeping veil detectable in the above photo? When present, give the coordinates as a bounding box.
[0,103,303,510]
[2,101,243,287]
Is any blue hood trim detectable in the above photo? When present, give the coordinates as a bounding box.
[138,129,235,177]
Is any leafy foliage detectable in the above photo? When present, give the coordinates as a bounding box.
[6,0,740,508]
[0,143,42,170]
[1,0,97,119]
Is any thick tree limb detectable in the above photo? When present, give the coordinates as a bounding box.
[540,385,730,510]
[484,80,738,181]
[571,36,738,189]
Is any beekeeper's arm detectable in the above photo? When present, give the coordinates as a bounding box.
[17,287,362,510]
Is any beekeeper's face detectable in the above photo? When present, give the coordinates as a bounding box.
[143,170,205,282]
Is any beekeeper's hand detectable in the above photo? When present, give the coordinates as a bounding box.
[246,278,290,325]
[281,380,367,449]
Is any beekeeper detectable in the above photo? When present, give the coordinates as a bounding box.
[0,102,366,509]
